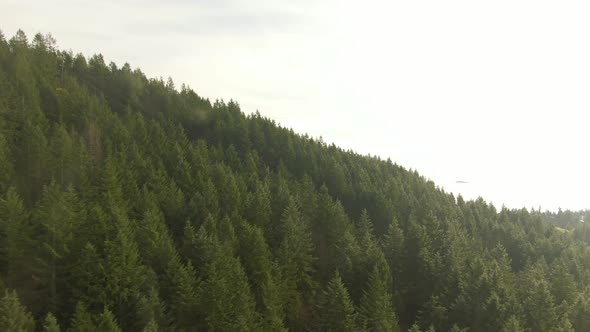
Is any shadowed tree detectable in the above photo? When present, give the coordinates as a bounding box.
[68,302,96,332]
[0,188,33,292]
[201,245,259,331]
[319,271,358,332]
[359,260,400,332]
[277,198,316,330]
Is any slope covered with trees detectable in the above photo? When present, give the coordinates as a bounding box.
[0,30,589,331]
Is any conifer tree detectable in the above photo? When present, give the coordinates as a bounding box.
[68,302,95,332]
[245,180,272,231]
[571,287,590,331]
[500,316,525,332]
[0,188,33,289]
[550,259,576,306]
[359,260,399,332]
[236,221,285,330]
[382,217,405,278]
[555,315,574,332]
[401,220,436,322]
[101,210,145,328]
[522,275,557,331]
[137,199,178,276]
[0,290,35,332]
[96,308,121,332]
[319,271,358,332]
[313,187,358,281]
[43,312,61,332]
[277,198,316,330]
[34,182,82,313]
[382,217,405,315]
[202,246,259,331]
[135,288,167,332]
[69,243,103,312]
[408,323,422,332]
[180,221,197,259]
[351,209,382,301]
[166,260,201,330]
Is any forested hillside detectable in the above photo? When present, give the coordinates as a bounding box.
[0,30,589,331]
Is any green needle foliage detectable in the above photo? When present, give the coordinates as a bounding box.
[0,29,588,331]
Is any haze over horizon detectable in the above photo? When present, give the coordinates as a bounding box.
[3,0,589,212]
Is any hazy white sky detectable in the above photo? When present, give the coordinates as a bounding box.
[2,0,589,211]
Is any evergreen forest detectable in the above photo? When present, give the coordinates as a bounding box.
[1,30,590,331]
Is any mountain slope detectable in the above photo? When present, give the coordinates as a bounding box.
[0,30,589,331]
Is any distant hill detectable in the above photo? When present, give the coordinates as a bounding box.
[0,29,589,331]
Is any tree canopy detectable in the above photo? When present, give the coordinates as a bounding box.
[0,29,588,331]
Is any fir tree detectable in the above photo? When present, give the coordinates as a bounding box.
[202,247,259,331]
[68,302,95,332]
[359,264,400,332]
[0,290,35,332]
[0,188,33,289]
[500,315,525,332]
[319,271,358,332]
[96,308,121,332]
[277,198,316,330]
[42,312,61,332]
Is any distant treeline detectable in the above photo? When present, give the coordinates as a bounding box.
[541,209,589,229]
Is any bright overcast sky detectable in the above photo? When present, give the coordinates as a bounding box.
[2,0,589,211]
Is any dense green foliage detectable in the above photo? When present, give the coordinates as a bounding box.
[0,29,589,331]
